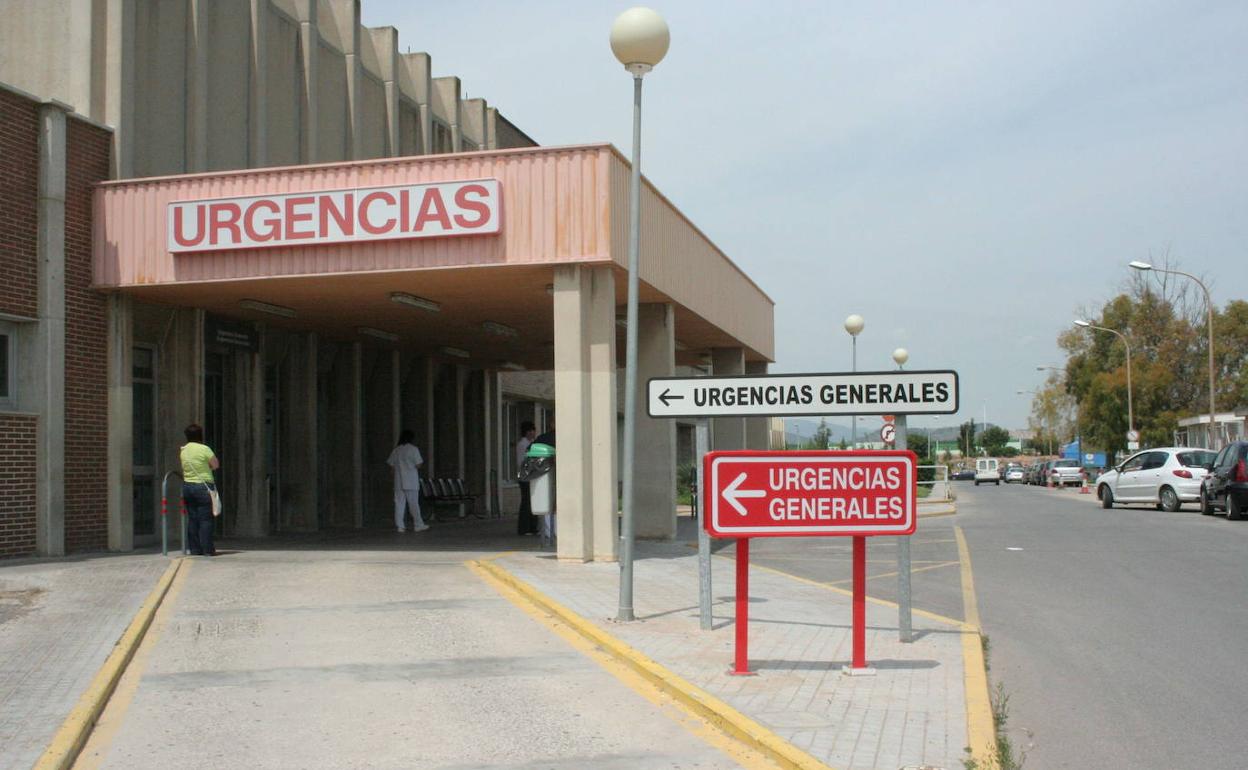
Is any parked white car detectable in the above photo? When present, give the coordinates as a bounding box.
[1096,447,1217,512]
[975,458,1000,486]
[1005,467,1025,483]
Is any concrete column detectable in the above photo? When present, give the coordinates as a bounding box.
[588,269,619,560]
[369,27,400,157]
[104,0,137,177]
[279,332,318,530]
[157,309,204,499]
[331,0,363,159]
[187,0,209,172]
[711,348,746,451]
[295,0,318,163]
[34,102,67,556]
[456,365,466,478]
[553,265,618,562]
[231,330,267,537]
[745,361,770,450]
[482,369,496,516]
[325,342,362,528]
[106,294,134,551]
[553,265,593,561]
[423,356,436,477]
[634,303,676,540]
[247,0,268,167]
[363,347,400,526]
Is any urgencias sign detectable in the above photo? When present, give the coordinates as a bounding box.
[167,179,501,253]
[703,450,917,538]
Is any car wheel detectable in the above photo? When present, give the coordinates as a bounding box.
[995,481,1000,486]
[1159,486,1181,513]
[1228,498,1245,521]
[1099,486,1113,509]
[974,481,980,486]
[1200,489,1216,516]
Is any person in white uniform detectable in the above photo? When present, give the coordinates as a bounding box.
[387,430,428,533]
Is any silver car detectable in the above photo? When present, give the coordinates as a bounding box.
[1095,447,1217,512]
[1048,458,1085,487]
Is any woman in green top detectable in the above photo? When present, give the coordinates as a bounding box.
[180,423,220,556]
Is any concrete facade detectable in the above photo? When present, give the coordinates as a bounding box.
[0,83,112,558]
[2,2,775,561]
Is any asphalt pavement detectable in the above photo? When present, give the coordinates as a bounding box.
[753,479,1248,769]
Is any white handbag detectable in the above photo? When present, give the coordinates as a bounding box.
[209,486,223,517]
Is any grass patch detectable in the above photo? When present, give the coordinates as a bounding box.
[963,636,1029,770]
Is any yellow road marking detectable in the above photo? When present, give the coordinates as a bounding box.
[73,559,192,769]
[468,559,833,770]
[823,560,960,587]
[955,526,995,764]
[35,558,185,770]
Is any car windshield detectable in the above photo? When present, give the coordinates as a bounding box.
[1054,460,1079,468]
[1177,451,1216,467]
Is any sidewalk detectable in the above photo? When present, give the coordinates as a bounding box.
[488,534,979,770]
[0,551,173,770]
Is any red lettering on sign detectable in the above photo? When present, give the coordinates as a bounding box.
[243,200,281,242]
[284,196,315,240]
[453,184,491,228]
[413,188,451,231]
[359,191,396,235]
[209,202,242,245]
[172,205,205,248]
[319,193,354,238]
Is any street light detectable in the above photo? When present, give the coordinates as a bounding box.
[611,7,669,623]
[845,314,864,446]
[1130,260,1218,447]
[1073,319,1134,440]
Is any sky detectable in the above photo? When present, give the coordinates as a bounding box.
[363,0,1247,431]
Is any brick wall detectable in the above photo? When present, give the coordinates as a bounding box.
[63,117,112,553]
[0,88,39,318]
[0,414,37,557]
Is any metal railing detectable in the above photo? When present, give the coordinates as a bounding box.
[917,464,951,503]
[160,471,188,556]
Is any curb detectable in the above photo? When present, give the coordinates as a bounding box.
[33,557,184,770]
[473,559,836,770]
[918,503,957,517]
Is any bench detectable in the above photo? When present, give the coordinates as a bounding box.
[419,478,478,519]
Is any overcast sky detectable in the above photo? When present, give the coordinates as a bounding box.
[364,0,1247,431]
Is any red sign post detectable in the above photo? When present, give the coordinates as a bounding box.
[703,450,917,675]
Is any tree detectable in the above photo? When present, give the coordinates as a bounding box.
[959,419,977,456]
[805,419,832,450]
[904,430,930,461]
[980,426,1012,456]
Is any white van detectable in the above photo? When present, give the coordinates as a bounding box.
[975,458,1001,486]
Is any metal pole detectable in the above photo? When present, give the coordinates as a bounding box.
[851,535,867,669]
[618,72,644,622]
[731,537,752,675]
[895,414,912,642]
[850,337,857,447]
[696,418,712,630]
[1124,339,1134,435]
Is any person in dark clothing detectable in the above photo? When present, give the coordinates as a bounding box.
[515,421,538,535]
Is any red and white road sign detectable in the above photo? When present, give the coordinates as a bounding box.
[880,423,896,444]
[703,450,917,538]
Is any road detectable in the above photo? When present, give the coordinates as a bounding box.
[747,481,1248,770]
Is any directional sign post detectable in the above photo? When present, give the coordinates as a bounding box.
[705,450,917,675]
[649,370,959,419]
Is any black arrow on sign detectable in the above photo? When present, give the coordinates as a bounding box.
[658,388,684,407]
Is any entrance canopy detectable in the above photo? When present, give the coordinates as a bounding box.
[93,144,774,369]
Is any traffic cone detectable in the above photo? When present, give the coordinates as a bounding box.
[1080,471,1091,494]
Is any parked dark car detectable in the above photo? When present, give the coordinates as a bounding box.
[952,468,976,481]
[1201,441,1248,520]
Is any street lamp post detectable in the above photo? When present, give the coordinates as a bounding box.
[892,347,912,643]
[1130,261,1218,447]
[1072,320,1134,441]
[844,314,864,447]
[611,7,670,623]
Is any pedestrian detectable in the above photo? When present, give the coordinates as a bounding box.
[516,421,538,535]
[532,418,556,545]
[179,423,219,556]
[388,429,429,533]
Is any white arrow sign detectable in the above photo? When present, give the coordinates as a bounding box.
[722,472,766,515]
[647,370,959,418]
